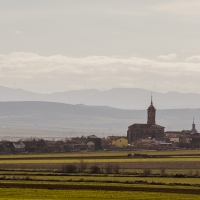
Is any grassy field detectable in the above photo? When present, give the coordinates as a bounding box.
[1,157,200,164]
[1,150,200,199]
[1,188,200,200]
[1,150,200,165]
[0,149,200,159]
[1,174,200,186]
[0,180,200,199]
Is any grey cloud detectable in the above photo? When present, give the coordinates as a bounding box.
[0,52,200,93]
[157,53,177,61]
[186,56,200,63]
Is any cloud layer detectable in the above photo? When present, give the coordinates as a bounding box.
[157,53,177,61]
[0,52,199,93]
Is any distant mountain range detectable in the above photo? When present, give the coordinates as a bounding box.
[0,101,199,140]
[0,86,200,109]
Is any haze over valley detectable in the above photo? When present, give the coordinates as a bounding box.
[0,101,199,141]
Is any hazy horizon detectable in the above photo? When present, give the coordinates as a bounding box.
[2,85,200,95]
[0,101,199,141]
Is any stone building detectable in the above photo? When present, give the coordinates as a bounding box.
[127,97,165,144]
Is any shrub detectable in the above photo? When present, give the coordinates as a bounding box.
[174,173,184,178]
[105,163,112,174]
[194,170,199,177]
[78,159,87,172]
[90,165,101,174]
[143,169,151,176]
[187,170,193,176]
[113,163,120,174]
[160,168,166,176]
[62,164,77,173]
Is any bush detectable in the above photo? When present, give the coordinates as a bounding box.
[62,164,77,173]
[105,163,112,174]
[194,170,199,176]
[90,165,101,174]
[113,163,120,174]
[78,159,87,172]
[143,169,151,176]
[174,173,184,178]
[160,168,166,176]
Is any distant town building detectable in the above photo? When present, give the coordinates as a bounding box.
[127,96,165,143]
[169,137,179,143]
[87,135,102,151]
[190,137,200,148]
[87,141,95,151]
[191,118,198,134]
[111,137,128,148]
[13,142,25,153]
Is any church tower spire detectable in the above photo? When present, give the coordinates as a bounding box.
[147,94,156,125]
[191,117,198,133]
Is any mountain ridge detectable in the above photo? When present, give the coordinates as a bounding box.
[0,86,200,109]
[0,101,199,140]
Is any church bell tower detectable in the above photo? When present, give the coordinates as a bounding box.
[147,95,156,125]
[191,118,198,134]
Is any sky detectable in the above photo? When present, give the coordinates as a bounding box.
[0,0,200,93]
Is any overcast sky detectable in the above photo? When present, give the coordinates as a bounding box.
[0,0,200,93]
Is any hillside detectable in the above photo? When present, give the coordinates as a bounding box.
[0,101,199,140]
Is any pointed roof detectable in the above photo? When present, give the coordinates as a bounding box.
[148,93,156,110]
[191,118,198,134]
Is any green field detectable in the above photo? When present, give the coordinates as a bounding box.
[1,150,200,165]
[1,150,200,199]
[1,173,200,185]
[1,149,200,159]
[1,188,200,200]
[1,157,200,164]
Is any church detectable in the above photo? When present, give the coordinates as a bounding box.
[127,97,165,144]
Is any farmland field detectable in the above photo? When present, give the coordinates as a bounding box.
[1,188,200,200]
[1,149,200,158]
[1,150,200,199]
[1,157,200,164]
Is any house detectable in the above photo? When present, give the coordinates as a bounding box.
[87,135,102,151]
[190,137,200,148]
[135,138,157,149]
[111,137,128,148]
[170,137,179,143]
[87,141,95,151]
[13,142,25,153]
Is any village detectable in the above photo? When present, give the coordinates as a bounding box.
[0,130,199,154]
[1,97,200,154]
